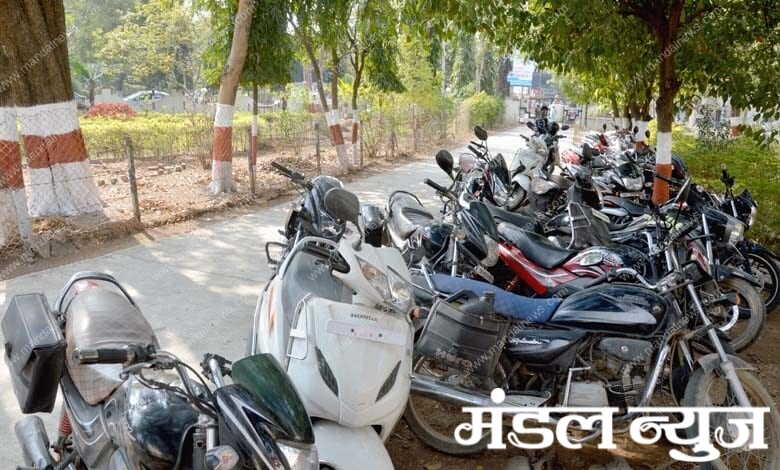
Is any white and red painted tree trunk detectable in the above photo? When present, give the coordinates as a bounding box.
[18,102,101,216]
[0,105,31,245]
[0,0,101,227]
[209,0,254,194]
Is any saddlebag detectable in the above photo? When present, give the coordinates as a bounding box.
[416,298,509,378]
[2,293,66,413]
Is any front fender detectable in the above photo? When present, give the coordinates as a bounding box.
[744,240,779,261]
[714,264,762,287]
[313,422,393,470]
[695,353,755,377]
[512,173,531,192]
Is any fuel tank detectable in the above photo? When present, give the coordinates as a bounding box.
[504,329,586,371]
[548,284,667,336]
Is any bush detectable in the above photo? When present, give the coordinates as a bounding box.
[671,127,780,253]
[465,92,505,128]
[83,103,137,120]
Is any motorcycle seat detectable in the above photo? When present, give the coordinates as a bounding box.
[497,222,578,269]
[388,192,435,239]
[602,195,647,217]
[423,273,561,323]
[65,288,159,405]
[487,205,543,234]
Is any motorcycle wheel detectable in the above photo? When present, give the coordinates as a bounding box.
[702,277,765,352]
[723,250,780,313]
[403,356,508,455]
[682,367,780,469]
[504,183,526,211]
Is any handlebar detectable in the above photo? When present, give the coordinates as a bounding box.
[73,343,155,365]
[467,144,484,157]
[424,178,451,196]
[271,161,311,188]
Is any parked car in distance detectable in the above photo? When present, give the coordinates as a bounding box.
[74,92,89,110]
[123,90,170,103]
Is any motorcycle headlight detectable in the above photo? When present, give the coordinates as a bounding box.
[624,177,643,191]
[387,267,414,313]
[356,257,413,314]
[278,442,319,470]
[357,256,391,299]
[725,219,746,244]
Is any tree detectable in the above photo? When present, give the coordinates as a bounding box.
[64,0,137,94]
[98,0,199,92]
[344,0,405,165]
[207,0,255,193]
[0,0,102,218]
[201,0,295,189]
[410,0,779,202]
[289,0,351,170]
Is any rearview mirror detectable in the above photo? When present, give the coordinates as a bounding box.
[526,121,535,131]
[561,125,570,131]
[613,124,620,130]
[474,126,488,141]
[324,188,360,228]
[602,123,607,131]
[435,149,455,178]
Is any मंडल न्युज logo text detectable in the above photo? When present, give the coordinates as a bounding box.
[453,388,768,463]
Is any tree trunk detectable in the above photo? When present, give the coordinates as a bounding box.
[730,106,742,136]
[652,40,681,204]
[0,53,31,245]
[351,62,362,167]
[210,0,254,194]
[250,83,258,194]
[1,0,101,217]
[327,48,348,170]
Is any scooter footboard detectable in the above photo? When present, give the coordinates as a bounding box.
[313,421,393,470]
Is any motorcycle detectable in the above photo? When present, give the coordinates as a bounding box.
[714,164,780,312]
[250,184,415,470]
[405,204,780,468]
[3,271,317,469]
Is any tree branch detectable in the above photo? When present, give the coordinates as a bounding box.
[681,5,717,27]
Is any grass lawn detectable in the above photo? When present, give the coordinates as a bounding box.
[670,127,780,253]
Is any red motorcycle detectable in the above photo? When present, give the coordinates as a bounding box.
[488,203,648,297]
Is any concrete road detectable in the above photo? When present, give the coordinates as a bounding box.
[0,128,532,466]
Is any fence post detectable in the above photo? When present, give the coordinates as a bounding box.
[315,122,321,175]
[125,136,141,223]
[248,127,256,195]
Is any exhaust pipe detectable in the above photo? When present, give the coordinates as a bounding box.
[15,416,55,469]
[411,374,549,409]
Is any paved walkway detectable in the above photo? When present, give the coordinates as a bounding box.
[0,127,537,465]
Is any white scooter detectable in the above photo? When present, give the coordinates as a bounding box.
[250,187,415,470]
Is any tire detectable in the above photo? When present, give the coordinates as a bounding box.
[505,183,526,211]
[404,356,507,455]
[682,367,780,469]
[724,250,780,313]
[704,277,765,352]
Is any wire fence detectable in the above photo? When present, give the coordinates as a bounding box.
[0,107,463,270]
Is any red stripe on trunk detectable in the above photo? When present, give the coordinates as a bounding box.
[213,127,232,162]
[652,163,673,205]
[0,140,24,189]
[329,124,345,146]
[22,129,89,169]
